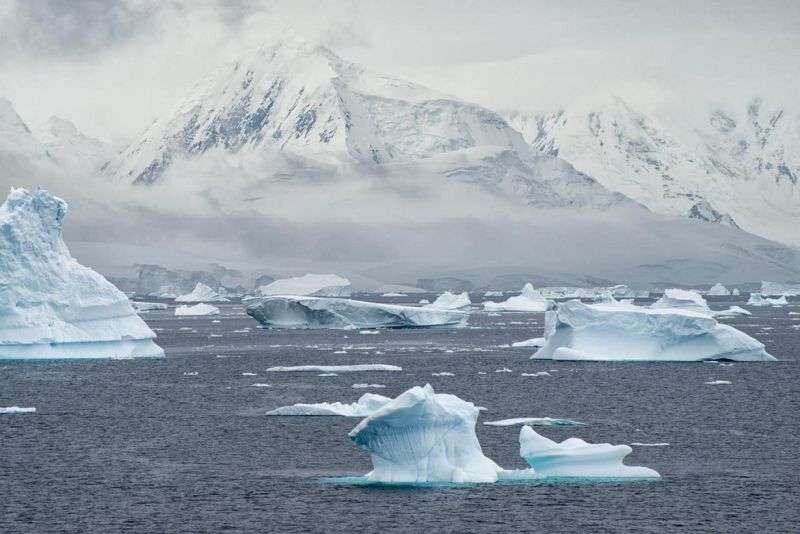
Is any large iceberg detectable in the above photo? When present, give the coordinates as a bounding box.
[532,299,775,361]
[247,296,466,329]
[0,188,164,360]
[175,282,229,302]
[483,283,553,312]
[348,384,503,483]
[760,281,800,297]
[707,283,730,296]
[652,288,711,314]
[518,426,660,478]
[424,291,471,310]
[747,294,788,306]
[256,273,351,297]
[266,393,392,416]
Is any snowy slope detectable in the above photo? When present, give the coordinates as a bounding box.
[0,99,56,174]
[36,116,111,172]
[505,97,800,246]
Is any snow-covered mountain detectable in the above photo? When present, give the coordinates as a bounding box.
[504,97,800,246]
[0,99,56,175]
[103,37,625,209]
[36,116,111,173]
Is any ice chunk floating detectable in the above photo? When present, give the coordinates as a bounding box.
[424,291,471,310]
[0,188,163,359]
[246,296,466,329]
[175,282,229,302]
[266,393,392,416]
[483,283,553,312]
[518,426,660,478]
[174,303,220,316]
[483,417,585,427]
[533,300,775,361]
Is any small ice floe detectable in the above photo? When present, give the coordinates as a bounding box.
[713,306,751,317]
[432,372,455,377]
[359,330,380,335]
[484,290,504,297]
[175,303,220,316]
[352,383,386,389]
[381,292,407,297]
[250,383,271,387]
[511,337,545,348]
[495,368,513,373]
[242,372,257,376]
[418,299,430,304]
[182,371,199,376]
[631,442,670,447]
[131,301,168,312]
[520,371,551,377]
[317,373,338,377]
[333,350,348,354]
[483,417,584,427]
[233,328,251,333]
[209,334,223,338]
[478,371,487,375]
[267,393,391,417]
[266,364,402,373]
[705,379,732,385]
[212,319,221,323]
[0,406,36,414]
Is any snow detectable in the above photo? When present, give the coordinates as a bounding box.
[174,303,220,316]
[348,384,503,483]
[533,299,775,361]
[424,291,471,310]
[747,294,788,306]
[175,282,229,302]
[707,283,730,296]
[0,188,164,360]
[483,284,553,312]
[131,301,168,312]
[266,364,402,372]
[760,281,800,296]
[256,274,351,297]
[483,417,584,427]
[652,288,711,314]
[0,406,36,414]
[267,393,392,416]
[511,337,545,348]
[518,426,660,478]
[246,296,466,329]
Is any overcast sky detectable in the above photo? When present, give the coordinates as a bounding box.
[1,0,798,143]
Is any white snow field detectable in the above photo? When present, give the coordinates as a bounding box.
[266,364,402,372]
[174,303,220,316]
[348,384,503,483]
[175,282,229,302]
[707,283,730,296]
[518,425,660,478]
[760,281,800,296]
[483,283,553,312]
[747,294,789,306]
[532,299,775,361]
[424,291,471,310]
[255,274,351,297]
[0,188,164,360]
[246,296,466,329]
[266,393,392,416]
[483,417,584,427]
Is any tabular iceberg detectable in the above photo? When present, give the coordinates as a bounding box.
[483,283,553,312]
[532,300,774,361]
[256,274,351,297]
[747,294,788,306]
[0,188,164,360]
[246,296,466,329]
[349,384,503,483]
[424,291,471,310]
[266,393,392,416]
[175,282,229,302]
[518,426,660,478]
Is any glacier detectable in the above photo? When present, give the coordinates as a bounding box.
[175,282,229,302]
[532,299,775,361]
[266,393,392,416]
[747,294,788,306]
[424,291,472,310]
[348,384,503,483]
[174,303,220,316]
[518,426,660,478]
[0,188,164,360]
[246,296,466,329]
[255,274,351,297]
[483,283,553,312]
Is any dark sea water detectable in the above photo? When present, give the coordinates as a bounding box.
[2,295,799,533]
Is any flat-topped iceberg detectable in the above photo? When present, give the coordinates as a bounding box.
[760,281,800,297]
[174,303,220,316]
[518,426,660,478]
[175,282,229,302]
[246,296,466,329]
[256,273,351,297]
[652,288,711,314]
[424,291,471,310]
[266,393,392,416]
[747,294,788,306]
[532,300,774,361]
[483,283,553,312]
[348,384,503,483]
[0,188,163,360]
[707,283,730,296]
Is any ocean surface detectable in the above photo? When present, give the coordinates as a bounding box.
[2,295,799,533]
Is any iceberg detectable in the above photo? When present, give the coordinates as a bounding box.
[532,299,775,361]
[713,306,751,317]
[256,273,351,297]
[652,288,711,314]
[483,283,553,312]
[511,337,545,348]
[518,426,660,478]
[483,417,584,427]
[174,303,220,316]
[175,282,229,302]
[246,296,466,329]
[424,291,471,310]
[266,364,402,372]
[707,283,730,296]
[266,393,392,416]
[732,288,741,296]
[131,301,168,312]
[760,281,800,297]
[348,384,503,483]
[747,294,788,306]
[0,188,163,360]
